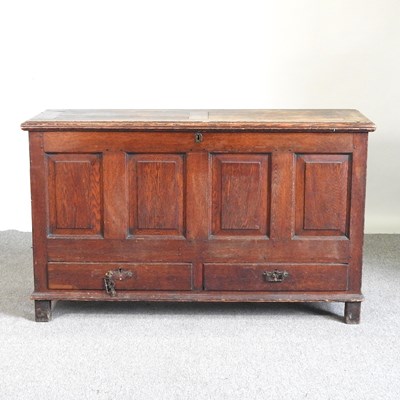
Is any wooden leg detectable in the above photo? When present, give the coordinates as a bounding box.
[344,302,361,324]
[35,300,52,322]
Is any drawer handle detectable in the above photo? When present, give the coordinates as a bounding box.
[263,269,289,283]
[104,268,135,297]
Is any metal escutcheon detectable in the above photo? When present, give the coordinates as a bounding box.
[104,268,134,297]
[263,269,289,283]
[194,132,203,143]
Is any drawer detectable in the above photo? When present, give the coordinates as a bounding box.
[203,263,348,291]
[48,262,193,291]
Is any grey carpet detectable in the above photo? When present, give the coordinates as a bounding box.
[0,231,399,400]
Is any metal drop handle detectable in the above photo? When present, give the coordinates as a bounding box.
[104,268,134,297]
[263,269,289,283]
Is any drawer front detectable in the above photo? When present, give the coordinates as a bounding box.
[48,262,192,291]
[203,263,348,291]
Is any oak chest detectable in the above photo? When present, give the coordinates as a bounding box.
[22,109,375,322]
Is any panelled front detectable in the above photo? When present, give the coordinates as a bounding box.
[44,137,192,292]
[42,131,356,293]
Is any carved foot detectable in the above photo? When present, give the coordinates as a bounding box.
[344,302,361,324]
[35,300,52,322]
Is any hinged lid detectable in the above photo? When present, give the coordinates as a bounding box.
[21,109,376,132]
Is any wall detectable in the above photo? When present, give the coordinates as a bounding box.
[0,0,399,232]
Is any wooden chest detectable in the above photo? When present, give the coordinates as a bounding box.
[21,109,375,323]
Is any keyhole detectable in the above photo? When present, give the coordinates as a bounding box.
[195,132,203,143]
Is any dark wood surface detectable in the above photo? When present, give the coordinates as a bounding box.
[203,263,348,291]
[295,154,351,237]
[46,238,350,263]
[211,154,270,236]
[21,109,376,132]
[48,262,193,291]
[47,153,102,237]
[34,300,52,322]
[29,133,48,292]
[345,302,362,324]
[41,131,356,152]
[32,290,364,303]
[25,109,374,323]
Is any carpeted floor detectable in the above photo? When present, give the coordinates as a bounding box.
[0,231,399,399]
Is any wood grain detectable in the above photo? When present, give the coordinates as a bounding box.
[185,152,210,290]
[48,262,193,291]
[46,237,350,263]
[42,132,355,153]
[211,154,270,236]
[22,109,376,132]
[203,263,348,291]
[127,154,185,236]
[47,154,102,236]
[270,151,295,240]
[103,151,128,239]
[348,134,369,291]
[32,290,364,303]
[29,132,48,291]
[295,154,351,237]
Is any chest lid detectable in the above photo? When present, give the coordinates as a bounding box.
[21,109,375,132]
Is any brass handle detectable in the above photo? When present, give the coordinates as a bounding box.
[104,268,135,297]
[194,132,203,143]
[263,269,289,283]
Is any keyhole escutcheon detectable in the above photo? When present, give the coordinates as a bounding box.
[195,132,203,143]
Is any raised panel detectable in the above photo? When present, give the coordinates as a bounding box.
[211,154,270,237]
[295,154,351,237]
[128,154,185,236]
[47,154,102,236]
